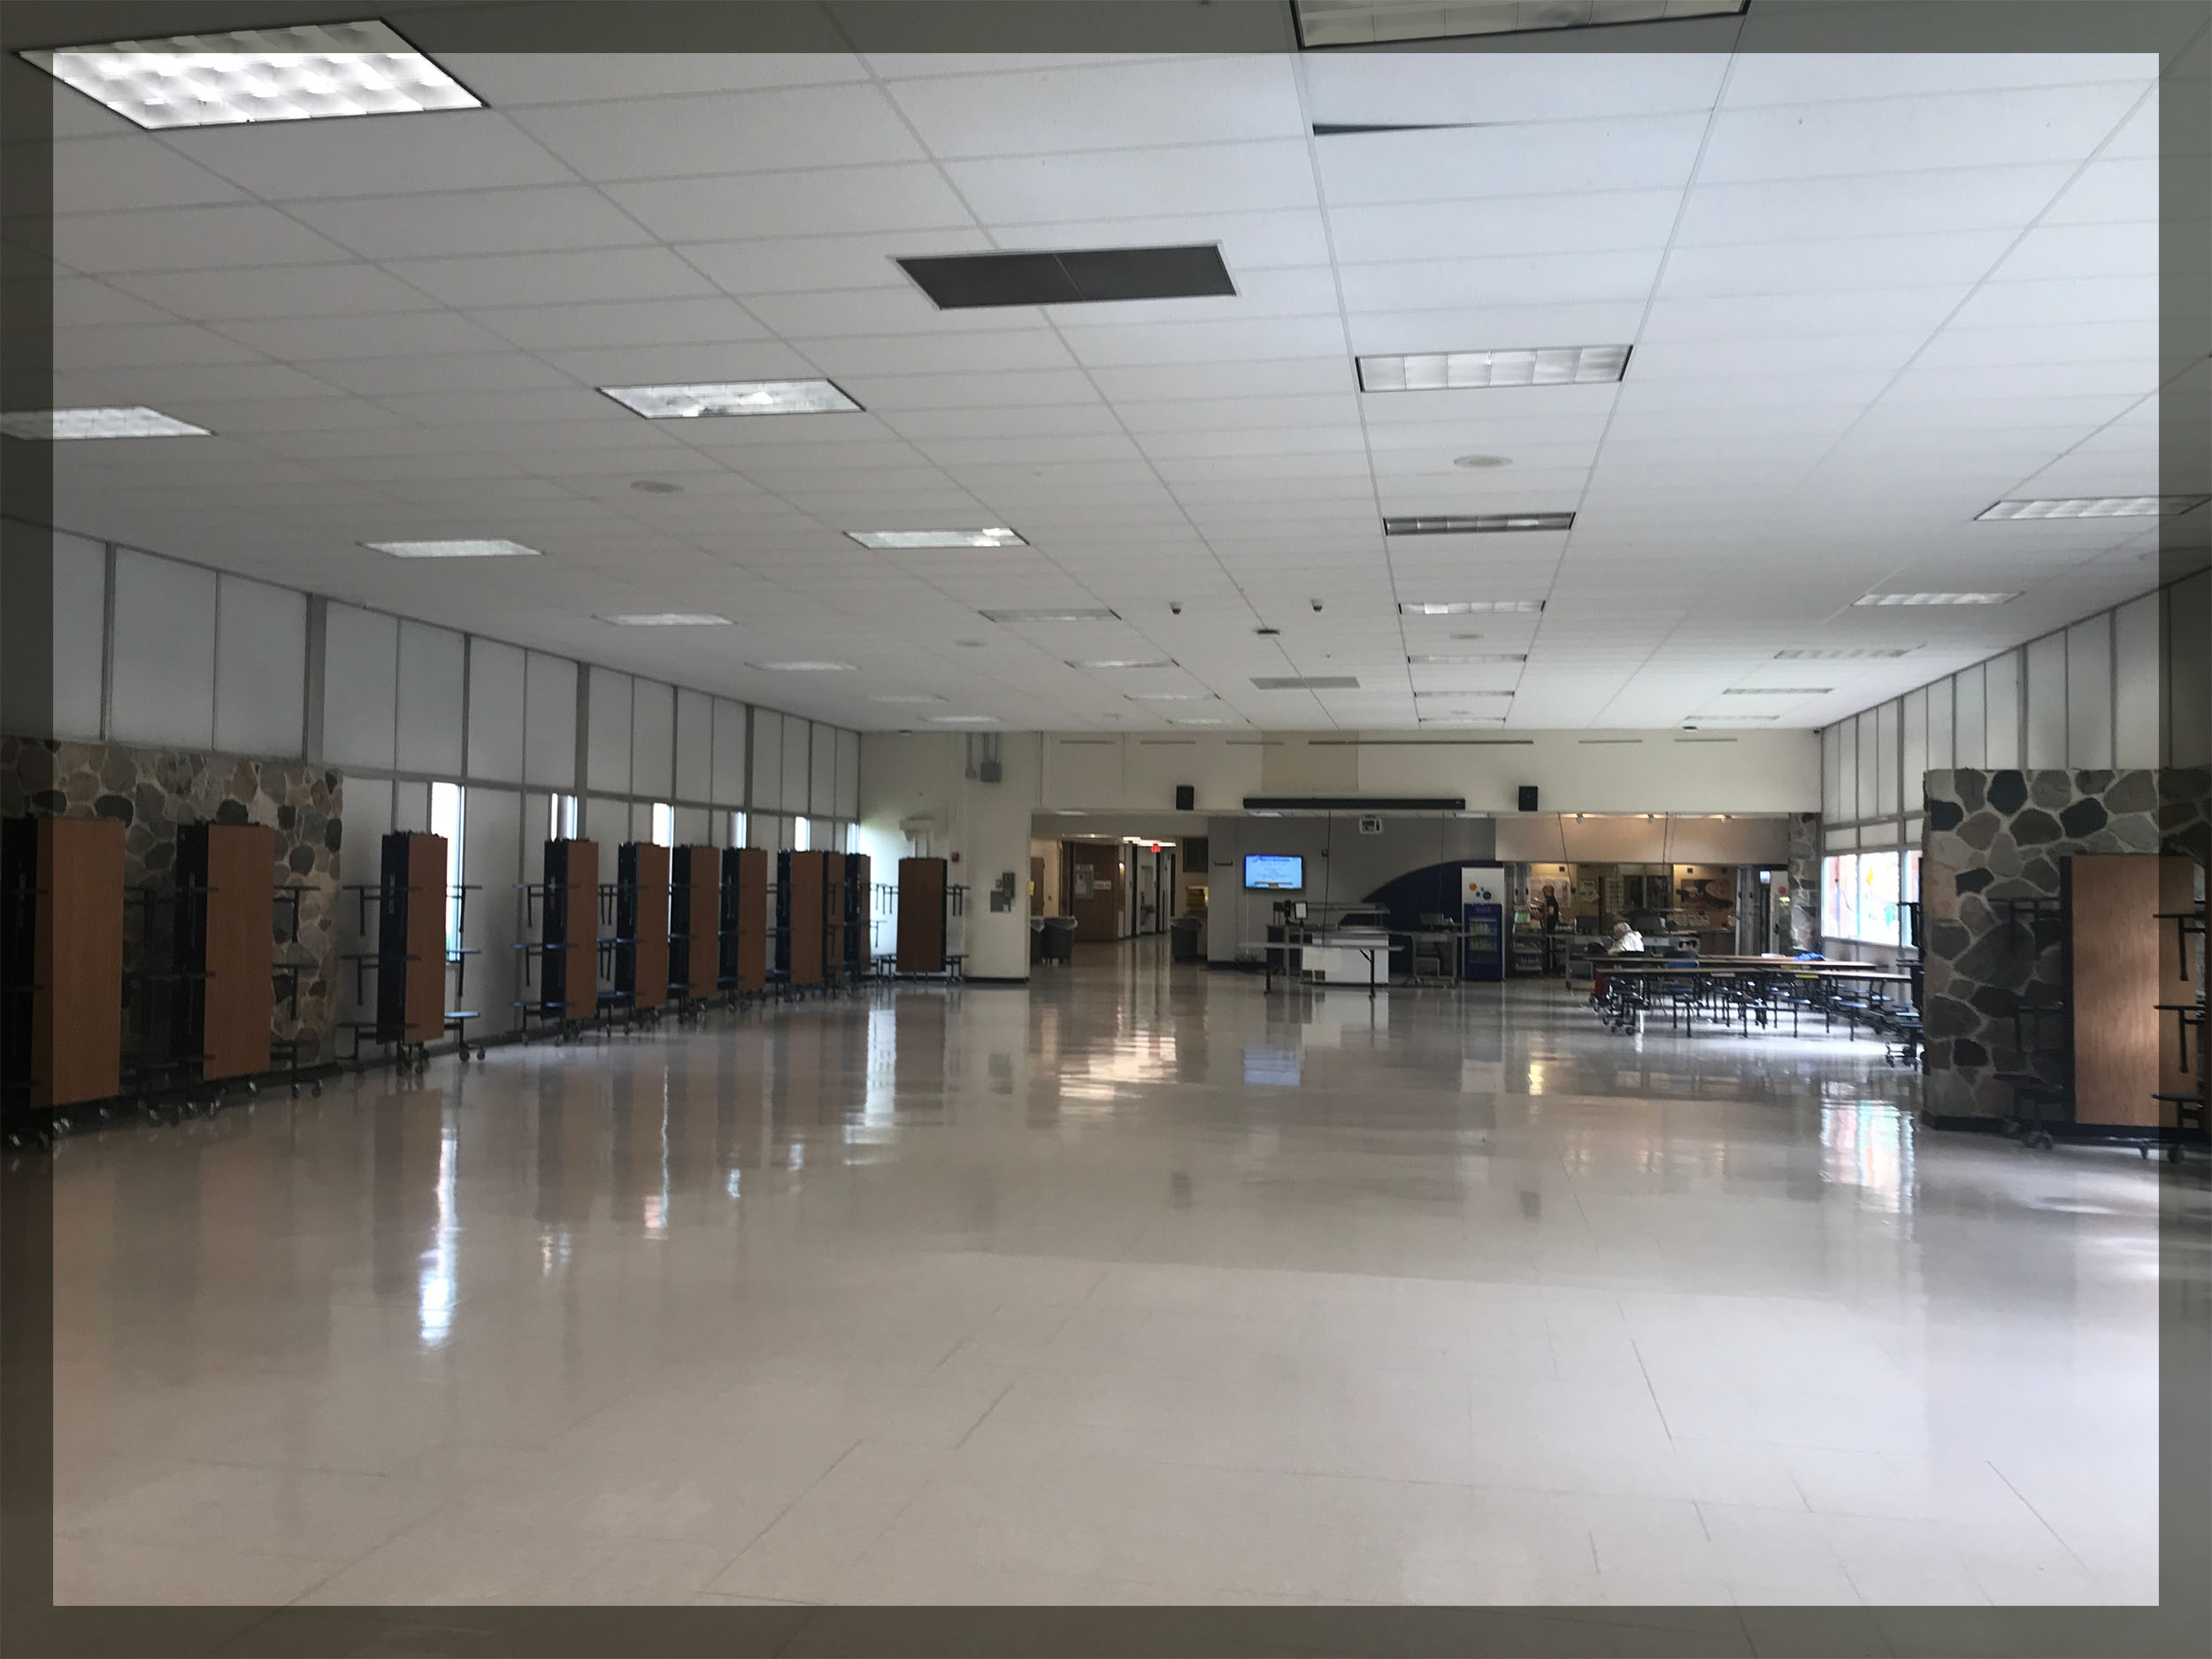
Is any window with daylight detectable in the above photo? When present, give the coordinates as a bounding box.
[730,810,747,849]
[430,781,465,955]
[1824,849,1910,945]
[1823,853,1857,942]
[795,817,811,851]
[549,793,578,840]
[650,803,672,848]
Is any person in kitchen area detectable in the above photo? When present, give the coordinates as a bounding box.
[1608,918,1646,955]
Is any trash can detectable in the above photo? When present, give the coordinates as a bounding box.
[1170,914,1203,963]
[1029,917,1046,964]
[1041,916,1076,964]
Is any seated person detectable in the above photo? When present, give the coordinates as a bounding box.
[1608,919,1646,955]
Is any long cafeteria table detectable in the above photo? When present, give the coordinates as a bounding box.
[1593,959,1913,1038]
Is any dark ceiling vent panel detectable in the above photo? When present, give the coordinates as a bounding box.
[1310,122,1482,135]
[1250,675,1360,690]
[899,245,1235,310]
[1244,795,1467,812]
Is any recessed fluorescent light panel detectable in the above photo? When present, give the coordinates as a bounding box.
[926,714,997,725]
[600,380,860,419]
[979,608,1119,623]
[600,613,731,626]
[1070,658,1175,670]
[1170,718,1230,726]
[1386,514,1573,535]
[1688,715,1782,725]
[1401,600,1545,616]
[24,19,480,130]
[1415,690,1513,700]
[1357,345,1628,392]
[1408,652,1527,664]
[1855,592,2019,606]
[1127,692,1210,702]
[365,539,539,558]
[900,245,1234,310]
[1251,676,1360,691]
[1419,715,1509,726]
[754,661,856,672]
[870,694,948,705]
[0,406,209,440]
[1774,648,1918,660]
[847,527,1025,549]
[1977,495,2208,520]
[1294,0,1747,48]
[1722,687,1832,696]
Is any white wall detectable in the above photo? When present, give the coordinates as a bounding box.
[1820,576,2205,832]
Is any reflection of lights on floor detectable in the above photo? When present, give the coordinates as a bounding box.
[726,1170,741,1200]
[419,1114,458,1348]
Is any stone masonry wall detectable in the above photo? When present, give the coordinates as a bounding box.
[2,738,342,1070]
[1785,811,1819,952]
[1920,767,2208,1118]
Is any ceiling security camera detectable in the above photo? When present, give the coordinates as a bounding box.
[1310,599,1323,612]
[1170,602,1183,615]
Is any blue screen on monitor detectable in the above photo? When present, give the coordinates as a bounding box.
[1243,854,1304,891]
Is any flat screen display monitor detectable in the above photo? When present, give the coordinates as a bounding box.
[1243,853,1304,891]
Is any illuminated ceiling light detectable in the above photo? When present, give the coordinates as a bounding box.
[1401,600,1545,616]
[365,539,539,558]
[1722,687,1832,696]
[23,19,480,129]
[1385,513,1573,534]
[979,607,1118,623]
[1773,647,1918,660]
[870,694,948,704]
[753,660,856,672]
[1358,344,1629,391]
[600,380,860,419]
[847,527,1025,549]
[926,714,997,725]
[1408,652,1526,664]
[600,613,731,626]
[1976,495,2207,520]
[1069,658,1175,670]
[1854,592,2019,606]
[0,405,209,439]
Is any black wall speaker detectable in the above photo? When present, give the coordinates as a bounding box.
[1175,785,1195,810]
[1517,786,1540,812]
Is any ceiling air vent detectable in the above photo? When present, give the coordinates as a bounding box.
[899,245,1234,310]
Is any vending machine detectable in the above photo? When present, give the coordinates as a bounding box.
[1460,865,1505,982]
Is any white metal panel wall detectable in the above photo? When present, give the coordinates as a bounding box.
[1901,687,1928,810]
[1855,710,1879,820]
[2024,632,2067,768]
[1954,664,1986,768]
[751,708,783,810]
[2169,572,2211,766]
[810,721,837,818]
[110,548,217,749]
[632,678,675,799]
[835,728,860,819]
[1822,726,1844,820]
[522,651,576,789]
[1926,677,1954,773]
[2115,591,2162,767]
[390,779,430,834]
[586,795,627,845]
[2066,614,2114,768]
[782,715,810,818]
[585,667,632,798]
[319,602,397,770]
[674,687,712,802]
[1874,700,1900,818]
[213,574,305,758]
[51,530,105,741]
[712,699,747,807]
[673,805,710,845]
[1984,650,2021,768]
[466,637,526,783]
[396,619,466,777]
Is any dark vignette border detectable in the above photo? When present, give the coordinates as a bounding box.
[0,2,2207,1655]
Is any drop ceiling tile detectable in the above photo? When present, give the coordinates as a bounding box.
[1658,230,2017,297]
[1989,222,2158,283]
[1060,316,1348,368]
[468,296,775,350]
[383,246,719,308]
[842,369,1103,411]
[1339,250,1665,312]
[212,310,516,362]
[887,56,1304,156]
[54,204,355,274]
[366,388,629,428]
[1084,358,1353,402]
[302,351,580,397]
[1720,52,2154,109]
[63,361,353,408]
[879,405,1129,441]
[1315,118,1709,207]
[1698,82,2146,182]
[2041,157,2158,226]
[282,185,655,261]
[1340,302,1653,357]
[1640,284,1974,340]
[163,111,573,199]
[434,51,866,106]
[510,84,925,180]
[52,323,264,370]
[1301,51,1729,125]
[603,165,975,241]
[679,228,995,296]
[947,141,1319,223]
[1675,164,2076,248]
[107,262,446,322]
[51,135,250,213]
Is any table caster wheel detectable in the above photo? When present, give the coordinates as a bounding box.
[2035,1133,2054,1151]
[2167,1145,2184,1163]
[310,1082,323,1098]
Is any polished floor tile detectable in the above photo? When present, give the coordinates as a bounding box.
[46,941,2186,1607]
